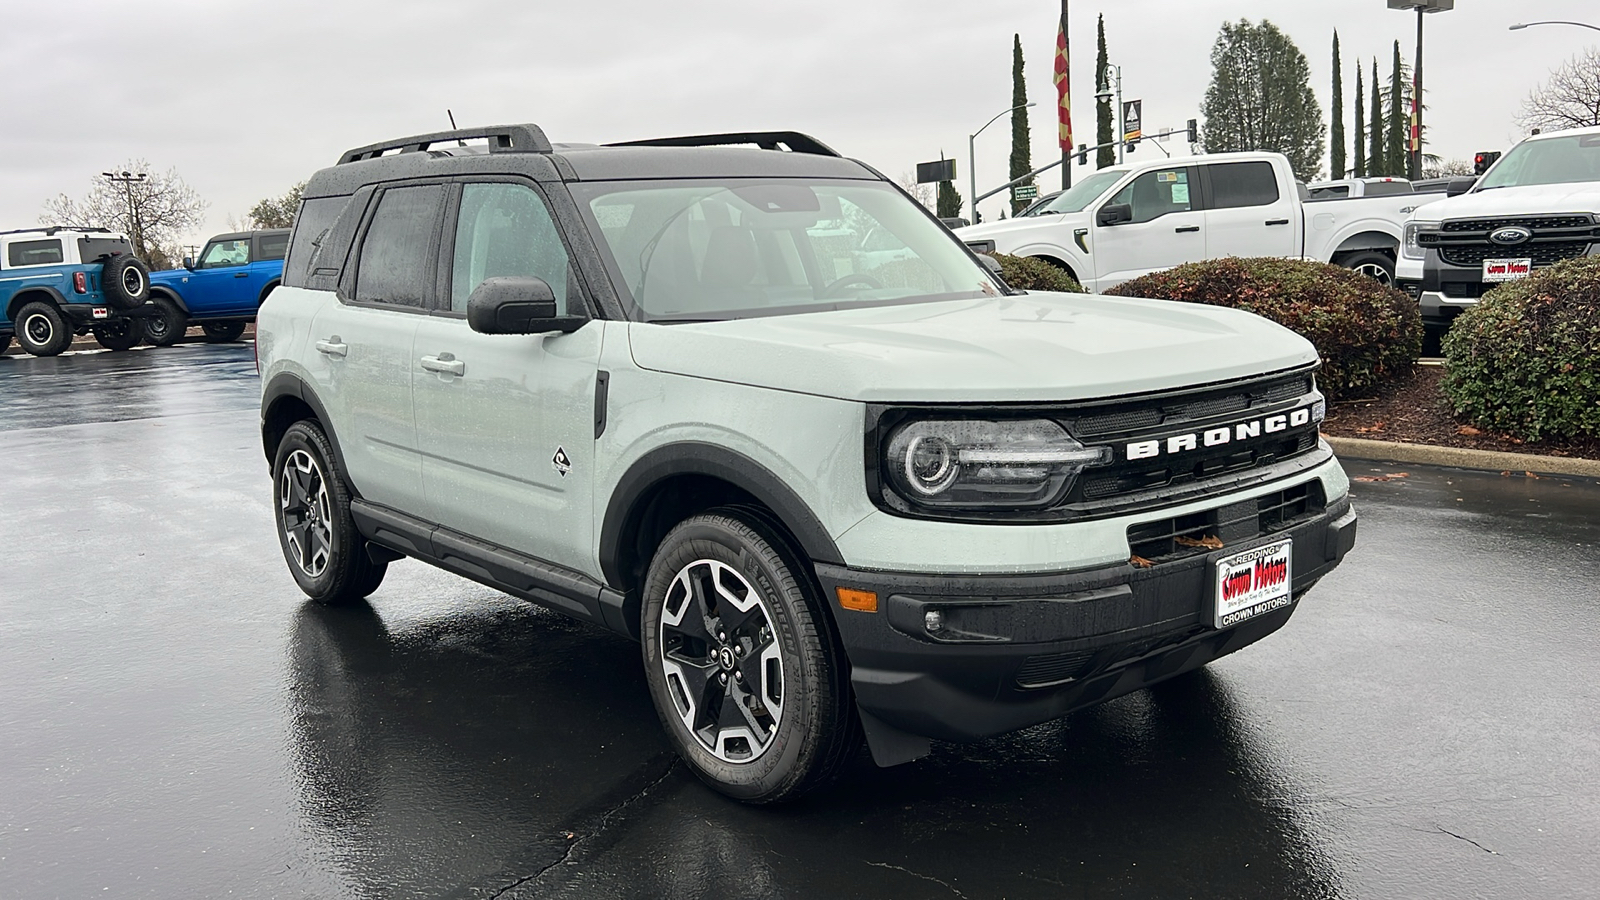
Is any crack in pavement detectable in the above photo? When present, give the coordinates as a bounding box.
[1435,825,1498,855]
[866,861,968,898]
[486,758,680,898]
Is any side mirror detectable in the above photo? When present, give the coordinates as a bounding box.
[1097,203,1133,226]
[465,276,587,335]
[182,257,194,270]
[977,254,1005,278]
[1445,177,1477,197]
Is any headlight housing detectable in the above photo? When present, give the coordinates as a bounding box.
[1402,221,1438,260]
[883,419,1108,510]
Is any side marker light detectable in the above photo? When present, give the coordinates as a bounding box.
[836,587,878,612]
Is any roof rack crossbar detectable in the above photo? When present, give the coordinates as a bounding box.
[0,226,113,237]
[605,131,841,157]
[337,124,553,164]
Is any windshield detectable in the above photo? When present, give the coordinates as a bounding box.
[1477,133,1600,190]
[1031,169,1128,214]
[572,179,1001,321]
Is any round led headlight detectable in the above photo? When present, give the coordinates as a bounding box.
[904,434,960,496]
[883,418,1110,510]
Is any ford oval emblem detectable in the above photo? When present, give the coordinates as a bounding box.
[1489,226,1533,246]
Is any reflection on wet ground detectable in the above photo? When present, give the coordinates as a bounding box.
[3,347,1597,899]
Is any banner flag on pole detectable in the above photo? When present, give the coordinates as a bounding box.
[1055,4,1072,153]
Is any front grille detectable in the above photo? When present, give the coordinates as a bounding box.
[1127,480,1327,564]
[1069,375,1310,437]
[1423,214,1596,271]
[1439,241,1588,268]
[1441,215,1591,232]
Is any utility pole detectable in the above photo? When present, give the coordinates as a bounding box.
[101,170,148,256]
[1387,1,1454,181]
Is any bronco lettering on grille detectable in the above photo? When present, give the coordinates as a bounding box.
[1126,406,1314,460]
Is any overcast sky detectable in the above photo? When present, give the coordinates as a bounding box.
[1,0,1591,245]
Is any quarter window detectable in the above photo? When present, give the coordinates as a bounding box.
[283,196,350,287]
[355,185,444,308]
[1207,162,1281,209]
[257,232,289,262]
[450,183,574,314]
[200,239,251,268]
[1106,168,1195,224]
[7,239,64,267]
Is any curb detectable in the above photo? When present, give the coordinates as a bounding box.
[1326,435,1600,478]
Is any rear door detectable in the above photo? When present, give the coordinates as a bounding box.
[1199,160,1298,260]
[1090,165,1204,290]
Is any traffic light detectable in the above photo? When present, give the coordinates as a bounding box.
[1077,143,1088,166]
[1186,118,1198,143]
[1473,151,1501,175]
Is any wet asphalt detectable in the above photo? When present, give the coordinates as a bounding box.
[2,345,1597,900]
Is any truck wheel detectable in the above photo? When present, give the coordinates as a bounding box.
[272,420,387,605]
[1339,251,1395,287]
[202,321,247,343]
[101,255,151,310]
[14,302,73,357]
[640,509,859,803]
[92,318,146,351]
[143,298,188,346]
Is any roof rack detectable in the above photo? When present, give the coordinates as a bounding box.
[0,226,113,237]
[338,124,552,164]
[605,131,841,157]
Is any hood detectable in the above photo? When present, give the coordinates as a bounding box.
[953,214,1085,243]
[1413,182,1600,221]
[627,293,1317,404]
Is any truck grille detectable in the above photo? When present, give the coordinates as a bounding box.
[1438,241,1589,268]
[1424,214,1596,270]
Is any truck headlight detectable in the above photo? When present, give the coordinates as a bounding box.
[1402,222,1437,260]
[884,419,1109,509]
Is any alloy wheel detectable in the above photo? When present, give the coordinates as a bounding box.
[280,449,333,577]
[1355,262,1393,286]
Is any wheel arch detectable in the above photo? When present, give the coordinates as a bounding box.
[258,280,280,305]
[6,286,67,322]
[1330,228,1400,260]
[148,284,191,314]
[261,373,353,492]
[1029,254,1081,284]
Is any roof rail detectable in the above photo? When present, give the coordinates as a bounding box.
[605,131,841,157]
[338,124,553,164]
[0,226,113,237]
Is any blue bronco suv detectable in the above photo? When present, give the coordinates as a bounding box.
[0,227,152,356]
[145,228,288,345]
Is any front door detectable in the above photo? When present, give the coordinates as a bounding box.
[187,238,257,312]
[1090,165,1204,291]
[411,180,603,572]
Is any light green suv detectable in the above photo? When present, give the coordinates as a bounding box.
[258,124,1357,803]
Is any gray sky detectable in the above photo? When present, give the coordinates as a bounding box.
[1,0,1591,242]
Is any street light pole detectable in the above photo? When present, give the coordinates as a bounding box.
[969,101,1036,224]
[1387,1,1454,182]
[1510,20,1600,33]
[101,170,147,256]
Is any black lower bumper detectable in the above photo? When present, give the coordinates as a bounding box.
[816,497,1356,764]
[59,302,159,325]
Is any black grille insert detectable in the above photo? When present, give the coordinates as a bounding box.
[1127,480,1326,564]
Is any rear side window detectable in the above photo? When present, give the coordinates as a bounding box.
[7,239,64,267]
[1207,162,1281,209]
[257,232,289,261]
[284,196,349,287]
[355,185,443,308]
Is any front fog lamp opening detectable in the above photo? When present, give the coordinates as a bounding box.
[884,419,1110,509]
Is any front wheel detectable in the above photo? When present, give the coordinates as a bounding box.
[641,510,859,803]
[143,298,189,346]
[93,318,146,351]
[272,420,387,604]
[14,301,72,357]
[1339,250,1396,288]
[202,321,247,343]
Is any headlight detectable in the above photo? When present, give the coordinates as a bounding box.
[883,419,1109,509]
[1402,221,1438,260]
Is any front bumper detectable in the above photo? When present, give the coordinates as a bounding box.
[816,497,1356,761]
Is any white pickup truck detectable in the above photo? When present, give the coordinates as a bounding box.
[1395,124,1600,330]
[955,151,1439,293]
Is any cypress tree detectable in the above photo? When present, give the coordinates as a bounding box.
[1096,15,1115,169]
[1009,34,1034,215]
[1331,31,1346,179]
[1353,66,1367,178]
[936,178,963,220]
[1386,41,1407,176]
[1369,58,1384,176]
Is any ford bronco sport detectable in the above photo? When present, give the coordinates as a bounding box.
[257,124,1357,803]
[0,227,151,356]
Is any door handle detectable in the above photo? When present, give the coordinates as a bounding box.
[420,353,465,376]
[314,338,347,358]
[1265,218,1290,226]
[234,272,249,278]
[1175,225,1200,233]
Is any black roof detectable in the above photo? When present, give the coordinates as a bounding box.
[304,125,877,199]
[203,228,291,243]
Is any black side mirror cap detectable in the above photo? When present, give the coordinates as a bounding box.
[1445,176,1477,197]
[466,276,588,335]
[978,254,1005,278]
[1097,203,1133,226]
[182,257,194,270]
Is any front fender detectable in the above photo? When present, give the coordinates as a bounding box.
[148,282,191,313]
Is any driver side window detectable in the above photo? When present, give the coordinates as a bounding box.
[450,183,575,314]
[199,239,251,268]
[1106,167,1195,224]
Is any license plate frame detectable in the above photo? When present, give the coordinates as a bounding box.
[1212,538,1293,630]
[1482,258,1532,283]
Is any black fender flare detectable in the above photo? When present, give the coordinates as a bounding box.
[147,284,191,314]
[258,280,280,305]
[598,442,845,589]
[6,285,69,321]
[260,372,353,493]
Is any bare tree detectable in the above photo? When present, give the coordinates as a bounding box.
[1421,157,1474,178]
[42,160,207,265]
[1520,48,1600,132]
[898,172,934,211]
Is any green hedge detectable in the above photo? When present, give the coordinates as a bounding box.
[1441,257,1600,442]
[1104,257,1421,400]
[988,253,1085,293]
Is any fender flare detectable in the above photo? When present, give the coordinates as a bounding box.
[258,280,280,305]
[1323,223,1402,260]
[6,284,69,321]
[147,284,191,314]
[260,372,353,491]
[598,441,845,589]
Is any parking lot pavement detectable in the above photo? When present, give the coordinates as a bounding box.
[3,347,1598,899]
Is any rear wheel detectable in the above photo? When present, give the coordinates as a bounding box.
[93,318,146,351]
[272,420,387,605]
[641,510,859,803]
[202,320,247,343]
[1339,251,1396,287]
[14,302,72,357]
[143,298,188,346]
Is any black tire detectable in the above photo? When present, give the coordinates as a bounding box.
[0,333,12,356]
[1339,250,1396,288]
[101,255,151,310]
[272,420,387,605]
[202,320,247,343]
[143,297,188,346]
[14,301,72,357]
[92,318,146,352]
[641,509,859,804]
